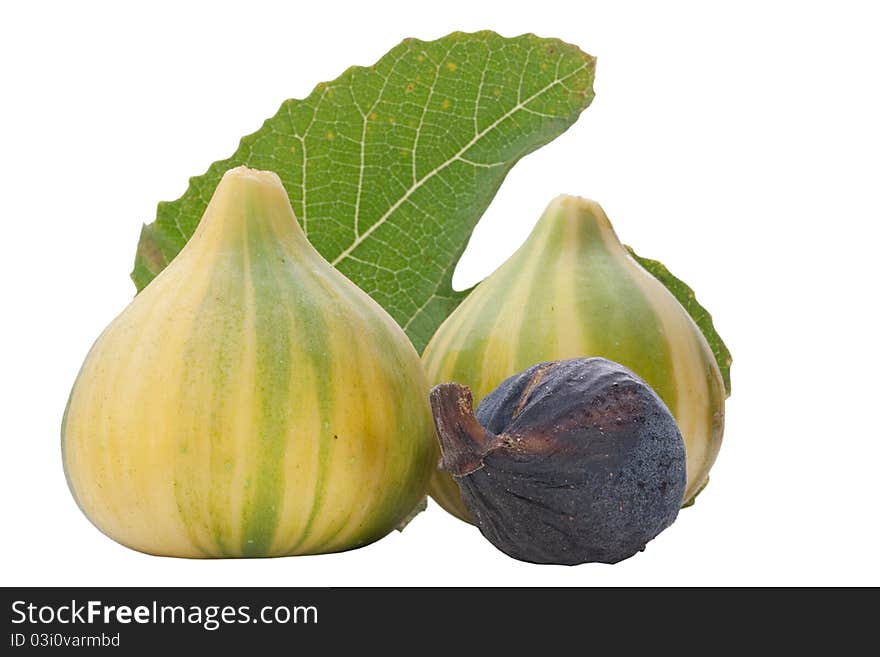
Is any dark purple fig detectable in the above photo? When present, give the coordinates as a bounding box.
[429,357,687,565]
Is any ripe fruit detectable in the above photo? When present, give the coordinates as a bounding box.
[62,166,436,557]
[430,358,686,565]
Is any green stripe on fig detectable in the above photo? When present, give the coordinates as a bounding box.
[242,217,295,556]
[208,254,244,557]
[572,220,678,416]
[626,246,732,396]
[515,209,566,366]
[176,247,243,556]
[283,265,336,555]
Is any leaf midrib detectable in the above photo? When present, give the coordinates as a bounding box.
[330,57,591,268]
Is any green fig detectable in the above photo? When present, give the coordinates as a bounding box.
[423,195,726,522]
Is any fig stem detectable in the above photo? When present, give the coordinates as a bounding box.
[429,383,501,477]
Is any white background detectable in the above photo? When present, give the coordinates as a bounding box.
[2,0,878,586]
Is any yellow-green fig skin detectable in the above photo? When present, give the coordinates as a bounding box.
[62,167,437,557]
[423,195,726,522]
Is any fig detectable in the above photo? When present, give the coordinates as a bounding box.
[423,195,726,521]
[430,358,687,565]
[62,166,437,558]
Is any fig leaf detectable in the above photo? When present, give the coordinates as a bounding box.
[132,31,596,352]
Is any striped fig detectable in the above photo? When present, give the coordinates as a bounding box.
[62,166,437,557]
[423,195,726,521]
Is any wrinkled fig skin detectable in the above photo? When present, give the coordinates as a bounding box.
[430,358,687,565]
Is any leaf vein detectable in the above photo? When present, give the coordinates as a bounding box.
[330,60,590,267]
